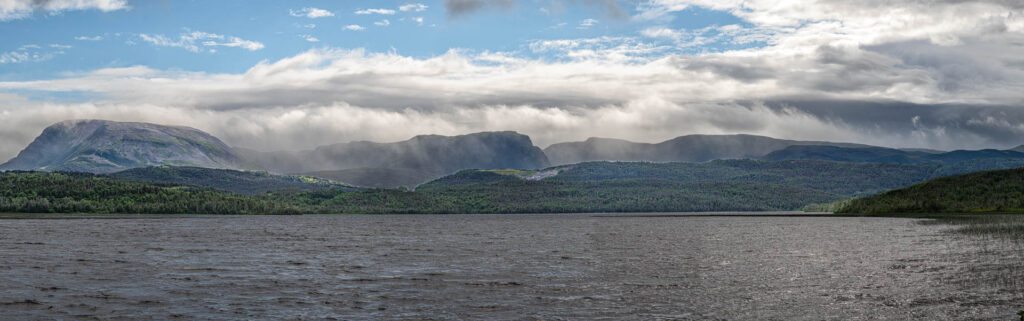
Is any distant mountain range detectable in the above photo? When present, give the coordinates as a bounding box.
[5,119,1024,189]
[543,135,872,165]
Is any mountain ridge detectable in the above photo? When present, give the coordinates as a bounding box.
[0,120,242,173]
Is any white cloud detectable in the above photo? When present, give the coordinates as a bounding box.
[1,0,128,21]
[374,19,390,26]
[289,7,334,18]
[0,44,66,64]
[412,17,424,25]
[343,24,365,31]
[0,42,1023,161]
[2,1,1024,158]
[399,3,428,12]
[355,8,395,15]
[139,31,264,53]
[300,34,319,42]
[578,18,599,29]
[74,35,104,41]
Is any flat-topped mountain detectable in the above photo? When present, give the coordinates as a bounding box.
[0,120,241,173]
[543,134,870,166]
[239,131,551,187]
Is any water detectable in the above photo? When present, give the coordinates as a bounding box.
[1,213,1021,320]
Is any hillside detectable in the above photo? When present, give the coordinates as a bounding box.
[280,158,1024,214]
[543,134,870,165]
[110,166,358,195]
[0,120,241,173]
[301,168,440,189]
[837,167,1024,214]
[422,159,1024,197]
[0,171,296,214]
[8,158,1024,214]
[763,145,1024,165]
[278,179,840,214]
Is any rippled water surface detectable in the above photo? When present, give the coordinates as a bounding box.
[1,213,1022,320]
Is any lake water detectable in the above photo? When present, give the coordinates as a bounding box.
[1,213,1022,320]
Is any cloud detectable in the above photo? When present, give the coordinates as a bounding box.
[299,34,319,42]
[0,44,66,64]
[399,3,429,12]
[343,25,365,31]
[374,19,390,26]
[354,8,395,15]
[289,7,334,18]
[0,0,128,21]
[444,0,513,18]
[139,31,264,53]
[578,18,598,29]
[446,0,624,19]
[1,1,1024,160]
[74,35,104,41]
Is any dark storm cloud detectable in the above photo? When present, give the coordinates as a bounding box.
[757,100,1024,149]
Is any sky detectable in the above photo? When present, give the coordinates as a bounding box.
[1,0,1023,160]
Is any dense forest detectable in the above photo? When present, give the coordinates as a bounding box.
[5,158,1024,215]
[110,166,357,194]
[272,179,839,214]
[837,167,1024,214]
[0,171,299,214]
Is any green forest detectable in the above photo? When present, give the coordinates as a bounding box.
[5,158,1024,215]
[837,167,1024,214]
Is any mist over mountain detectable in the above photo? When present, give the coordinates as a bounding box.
[543,134,871,166]
[238,131,551,187]
[8,120,1024,190]
[0,120,241,173]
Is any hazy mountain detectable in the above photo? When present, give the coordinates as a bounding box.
[543,134,870,165]
[239,131,551,187]
[110,166,358,195]
[0,120,241,173]
[761,145,1024,165]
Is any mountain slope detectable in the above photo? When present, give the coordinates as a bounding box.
[837,167,1024,214]
[762,145,1024,165]
[543,134,870,165]
[110,166,359,195]
[0,120,241,173]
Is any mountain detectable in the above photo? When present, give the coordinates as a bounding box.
[837,167,1024,214]
[0,120,241,173]
[109,166,359,195]
[10,157,1024,215]
[543,134,870,165]
[761,145,1024,165]
[239,131,551,187]
[274,158,1024,214]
